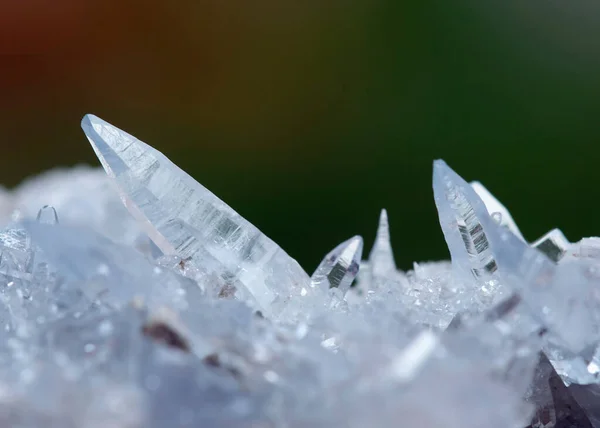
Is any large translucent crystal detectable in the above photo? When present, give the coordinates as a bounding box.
[81,114,318,319]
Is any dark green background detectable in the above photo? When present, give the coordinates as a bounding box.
[1,1,599,271]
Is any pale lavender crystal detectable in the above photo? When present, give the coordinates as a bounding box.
[311,236,363,293]
[81,114,319,319]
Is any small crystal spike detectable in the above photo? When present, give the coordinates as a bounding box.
[532,229,569,263]
[36,205,59,225]
[433,160,499,279]
[369,209,397,279]
[311,236,363,293]
[470,181,525,241]
[81,114,315,318]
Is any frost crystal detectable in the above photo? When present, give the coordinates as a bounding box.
[0,115,598,427]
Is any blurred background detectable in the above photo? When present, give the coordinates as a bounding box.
[1,0,600,271]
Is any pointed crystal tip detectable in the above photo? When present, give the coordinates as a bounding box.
[376,209,390,240]
[432,159,455,187]
[311,235,363,294]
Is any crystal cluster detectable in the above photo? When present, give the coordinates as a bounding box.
[0,115,597,427]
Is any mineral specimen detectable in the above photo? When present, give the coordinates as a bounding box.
[0,114,596,427]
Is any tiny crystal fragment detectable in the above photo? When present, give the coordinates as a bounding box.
[311,236,363,293]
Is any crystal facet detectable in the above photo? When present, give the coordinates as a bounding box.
[0,115,599,426]
[531,229,569,262]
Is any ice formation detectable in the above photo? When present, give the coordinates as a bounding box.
[0,115,597,427]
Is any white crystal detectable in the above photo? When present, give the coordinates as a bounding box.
[311,236,363,294]
[81,114,318,320]
[369,209,397,279]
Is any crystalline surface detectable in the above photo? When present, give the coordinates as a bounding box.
[311,236,363,293]
[1,116,600,426]
[471,180,525,241]
[81,114,318,320]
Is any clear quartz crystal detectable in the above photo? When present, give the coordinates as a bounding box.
[3,113,600,427]
[81,114,318,320]
[311,236,363,294]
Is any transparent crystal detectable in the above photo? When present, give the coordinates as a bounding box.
[311,236,363,294]
[532,229,569,263]
[81,114,318,319]
[433,160,501,280]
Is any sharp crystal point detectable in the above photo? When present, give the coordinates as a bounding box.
[528,353,594,428]
[36,205,59,225]
[470,181,525,241]
[368,209,397,278]
[311,236,363,293]
[432,160,500,279]
[531,228,570,263]
[81,114,314,319]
